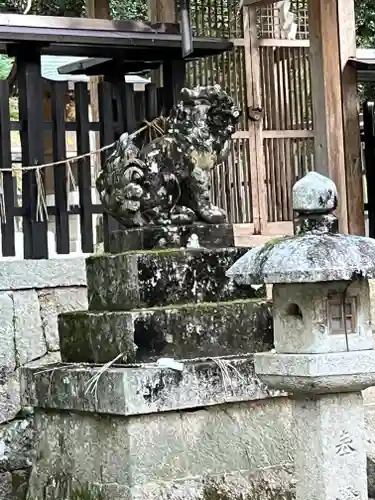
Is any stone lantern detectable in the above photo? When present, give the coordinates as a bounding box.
[227,171,375,500]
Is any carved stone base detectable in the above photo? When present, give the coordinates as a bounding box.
[107,223,235,253]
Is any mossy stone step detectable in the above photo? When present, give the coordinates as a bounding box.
[86,247,263,311]
[59,299,273,364]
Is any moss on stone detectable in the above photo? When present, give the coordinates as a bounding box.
[70,483,105,500]
[202,477,294,500]
[40,473,105,500]
[130,297,267,312]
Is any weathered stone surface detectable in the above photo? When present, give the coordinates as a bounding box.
[0,257,86,291]
[59,309,137,364]
[292,171,337,214]
[227,233,375,285]
[27,399,293,500]
[59,299,273,364]
[38,287,88,352]
[0,472,12,500]
[11,469,30,500]
[0,369,21,424]
[87,248,262,311]
[107,224,235,253]
[13,291,46,366]
[294,392,367,500]
[0,293,16,371]
[272,280,372,354]
[0,418,34,471]
[21,356,286,416]
[97,86,240,229]
[255,350,375,394]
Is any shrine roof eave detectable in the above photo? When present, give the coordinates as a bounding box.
[349,55,375,83]
[242,0,278,6]
[0,14,232,59]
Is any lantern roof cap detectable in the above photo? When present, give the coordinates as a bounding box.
[227,172,375,285]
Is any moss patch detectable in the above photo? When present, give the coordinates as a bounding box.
[202,477,294,500]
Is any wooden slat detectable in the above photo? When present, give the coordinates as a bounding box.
[242,0,278,7]
[17,50,48,259]
[0,81,15,256]
[145,83,158,120]
[163,60,186,113]
[51,81,70,254]
[233,221,293,246]
[98,80,119,251]
[123,84,137,133]
[243,6,267,234]
[232,38,245,46]
[259,39,310,47]
[75,82,94,253]
[363,103,375,237]
[134,91,145,124]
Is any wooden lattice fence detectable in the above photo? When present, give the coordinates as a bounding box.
[187,0,315,235]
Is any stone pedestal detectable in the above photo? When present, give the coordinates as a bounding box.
[107,223,235,253]
[294,392,367,500]
[227,172,375,500]
[20,222,290,499]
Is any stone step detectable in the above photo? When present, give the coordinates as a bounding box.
[107,223,235,253]
[86,247,262,311]
[59,299,273,364]
[22,355,283,415]
[23,355,292,500]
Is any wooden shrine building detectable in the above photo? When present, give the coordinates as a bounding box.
[0,13,233,258]
[242,0,364,237]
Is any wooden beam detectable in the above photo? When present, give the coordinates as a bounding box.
[308,0,348,233]
[86,0,110,19]
[242,0,277,6]
[148,0,176,23]
[85,0,110,180]
[243,6,268,234]
[259,39,310,47]
[148,0,176,88]
[338,0,365,235]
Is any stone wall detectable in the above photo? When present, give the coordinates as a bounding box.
[0,257,87,499]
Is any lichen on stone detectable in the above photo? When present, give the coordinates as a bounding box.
[201,474,294,500]
[96,85,241,228]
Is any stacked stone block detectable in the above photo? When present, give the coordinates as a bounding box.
[59,224,272,366]
[0,257,87,499]
[22,224,292,500]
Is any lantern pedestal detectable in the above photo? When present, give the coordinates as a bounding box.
[255,350,375,500]
[254,350,375,394]
[227,171,375,500]
[294,392,367,500]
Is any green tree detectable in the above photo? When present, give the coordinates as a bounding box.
[110,0,147,20]
[356,0,375,47]
[1,0,147,18]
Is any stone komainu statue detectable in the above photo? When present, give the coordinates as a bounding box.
[96,85,241,227]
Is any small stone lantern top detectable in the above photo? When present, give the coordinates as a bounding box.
[227,172,375,284]
[292,171,337,213]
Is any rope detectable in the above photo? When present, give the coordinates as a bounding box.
[0,117,166,222]
[0,117,166,174]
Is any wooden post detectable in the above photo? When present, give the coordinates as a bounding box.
[85,0,110,174]
[148,0,176,87]
[148,0,176,23]
[86,0,110,18]
[16,48,48,259]
[243,6,267,234]
[338,0,365,235]
[308,0,348,233]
